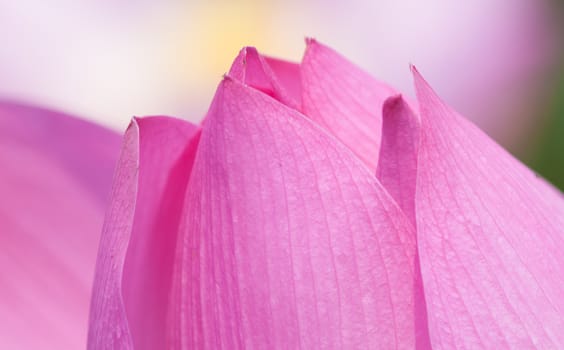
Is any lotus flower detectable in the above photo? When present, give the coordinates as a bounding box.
[1,39,561,350]
[83,40,564,349]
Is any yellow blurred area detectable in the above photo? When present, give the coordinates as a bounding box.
[167,0,308,112]
[179,0,269,80]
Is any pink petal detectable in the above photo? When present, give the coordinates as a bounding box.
[228,47,300,110]
[88,117,201,349]
[263,55,302,108]
[375,95,432,349]
[0,102,120,349]
[413,67,564,348]
[166,77,420,348]
[300,39,397,170]
[376,95,420,226]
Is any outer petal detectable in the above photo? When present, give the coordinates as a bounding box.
[0,102,120,349]
[301,39,397,170]
[413,68,564,348]
[168,77,420,349]
[87,117,201,349]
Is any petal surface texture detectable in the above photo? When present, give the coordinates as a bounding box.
[413,68,564,348]
[0,102,120,349]
[301,39,397,170]
[88,117,201,349]
[376,95,431,349]
[166,77,421,349]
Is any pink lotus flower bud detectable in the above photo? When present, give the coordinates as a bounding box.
[84,40,564,349]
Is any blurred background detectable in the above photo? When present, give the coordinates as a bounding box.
[0,0,563,189]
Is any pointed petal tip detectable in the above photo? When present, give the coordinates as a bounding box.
[237,46,259,58]
[127,117,140,133]
[244,46,259,54]
[410,64,443,110]
[240,46,261,66]
[409,63,434,91]
[216,74,234,96]
[229,47,261,81]
[304,37,317,46]
[382,94,404,111]
[304,37,324,54]
[410,64,427,88]
[227,46,270,85]
[221,74,238,88]
[382,94,410,124]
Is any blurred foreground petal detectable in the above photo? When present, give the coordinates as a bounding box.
[0,102,120,349]
[88,117,201,349]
